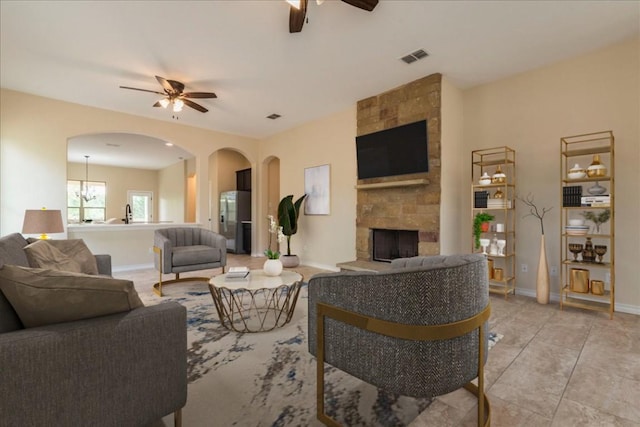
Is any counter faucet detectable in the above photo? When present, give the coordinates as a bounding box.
[124,204,132,224]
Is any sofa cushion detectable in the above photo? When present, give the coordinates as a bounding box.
[24,240,84,273]
[0,233,30,268]
[0,264,144,328]
[27,238,99,275]
[172,245,221,266]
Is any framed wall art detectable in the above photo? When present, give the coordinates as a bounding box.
[304,164,330,215]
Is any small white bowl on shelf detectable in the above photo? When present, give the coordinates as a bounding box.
[568,219,585,226]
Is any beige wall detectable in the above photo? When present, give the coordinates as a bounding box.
[462,37,639,310]
[67,162,159,221]
[441,77,466,254]
[260,107,357,268]
[158,160,186,222]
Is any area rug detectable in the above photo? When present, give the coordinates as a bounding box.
[139,282,502,427]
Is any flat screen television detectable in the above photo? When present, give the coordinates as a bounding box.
[356,120,428,180]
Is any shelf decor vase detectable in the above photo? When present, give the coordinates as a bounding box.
[263,259,283,277]
[536,234,550,304]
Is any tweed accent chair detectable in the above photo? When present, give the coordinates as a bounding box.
[153,227,227,296]
[308,254,491,427]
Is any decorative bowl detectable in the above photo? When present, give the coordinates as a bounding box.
[567,171,587,179]
[568,219,585,226]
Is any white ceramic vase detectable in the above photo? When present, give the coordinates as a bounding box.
[263,259,283,277]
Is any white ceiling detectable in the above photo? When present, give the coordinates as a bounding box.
[1,1,638,168]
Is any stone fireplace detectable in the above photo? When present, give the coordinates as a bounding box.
[355,73,442,262]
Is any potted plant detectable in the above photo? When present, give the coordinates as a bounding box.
[581,209,610,234]
[263,215,284,276]
[278,194,307,267]
[473,212,495,250]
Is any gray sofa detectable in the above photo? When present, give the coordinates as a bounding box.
[308,254,491,426]
[0,233,188,426]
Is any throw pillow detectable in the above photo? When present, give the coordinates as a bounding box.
[24,240,83,274]
[0,264,144,328]
[26,238,99,275]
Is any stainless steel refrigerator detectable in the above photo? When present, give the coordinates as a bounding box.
[219,191,251,253]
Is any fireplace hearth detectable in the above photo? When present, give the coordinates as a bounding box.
[372,229,418,262]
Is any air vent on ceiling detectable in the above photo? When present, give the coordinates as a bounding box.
[267,113,282,120]
[400,49,429,64]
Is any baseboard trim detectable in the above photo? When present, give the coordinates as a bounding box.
[113,263,154,273]
[514,288,639,316]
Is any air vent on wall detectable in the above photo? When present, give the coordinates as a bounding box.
[400,49,429,64]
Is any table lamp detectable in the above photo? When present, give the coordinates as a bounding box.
[22,208,64,240]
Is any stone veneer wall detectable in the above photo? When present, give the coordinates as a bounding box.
[355,73,441,260]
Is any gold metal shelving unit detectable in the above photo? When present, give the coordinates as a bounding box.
[560,131,615,319]
[471,147,516,299]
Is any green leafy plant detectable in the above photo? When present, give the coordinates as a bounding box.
[263,248,280,259]
[277,194,307,256]
[581,209,610,233]
[473,212,495,249]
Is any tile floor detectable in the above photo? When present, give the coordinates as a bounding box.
[120,254,640,426]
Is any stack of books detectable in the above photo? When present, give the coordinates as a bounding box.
[581,195,610,207]
[225,266,250,282]
[487,199,512,209]
[474,191,489,208]
[563,186,582,207]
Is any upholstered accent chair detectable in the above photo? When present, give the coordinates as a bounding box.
[308,254,491,427]
[153,227,227,296]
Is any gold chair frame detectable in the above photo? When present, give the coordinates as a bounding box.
[153,246,224,297]
[316,302,492,427]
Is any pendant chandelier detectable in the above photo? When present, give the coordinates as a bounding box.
[77,155,97,202]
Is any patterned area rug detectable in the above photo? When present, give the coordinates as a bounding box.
[140,282,502,427]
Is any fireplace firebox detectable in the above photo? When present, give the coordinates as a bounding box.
[372,229,418,262]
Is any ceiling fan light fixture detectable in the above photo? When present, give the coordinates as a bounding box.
[173,99,184,112]
[159,98,170,108]
[287,0,301,9]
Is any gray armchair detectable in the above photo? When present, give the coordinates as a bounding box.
[0,277,187,427]
[308,254,491,427]
[153,227,226,296]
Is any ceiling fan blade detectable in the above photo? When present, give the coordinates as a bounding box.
[153,101,162,107]
[120,86,165,96]
[155,76,185,94]
[341,0,378,11]
[289,0,308,33]
[182,92,217,99]
[183,99,208,113]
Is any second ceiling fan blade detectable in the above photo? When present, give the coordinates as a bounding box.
[182,92,217,99]
[341,0,378,11]
[120,86,165,96]
[289,0,308,33]
[156,75,185,94]
[183,99,208,113]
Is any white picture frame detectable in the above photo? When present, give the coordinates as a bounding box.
[304,164,330,215]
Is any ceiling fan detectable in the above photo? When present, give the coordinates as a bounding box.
[120,76,217,113]
[289,0,378,33]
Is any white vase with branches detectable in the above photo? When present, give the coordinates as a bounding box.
[517,194,553,304]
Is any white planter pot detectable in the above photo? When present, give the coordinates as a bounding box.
[263,259,283,277]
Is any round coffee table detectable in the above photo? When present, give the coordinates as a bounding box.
[208,269,303,333]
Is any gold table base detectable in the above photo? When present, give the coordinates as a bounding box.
[208,272,303,333]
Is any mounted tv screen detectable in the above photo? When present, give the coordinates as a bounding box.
[356,120,428,180]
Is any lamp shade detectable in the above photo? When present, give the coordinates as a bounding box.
[22,209,64,239]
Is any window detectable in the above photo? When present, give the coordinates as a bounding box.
[128,191,153,223]
[67,180,106,223]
